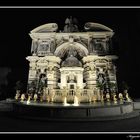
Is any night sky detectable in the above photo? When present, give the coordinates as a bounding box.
[0,8,140,98]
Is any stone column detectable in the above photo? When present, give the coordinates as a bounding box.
[59,69,67,89]
[82,55,97,89]
[45,56,61,89]
[26,56,38,82]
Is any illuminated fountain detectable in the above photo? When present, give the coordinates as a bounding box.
[12,17,136,121]
[73,95,79,106]
[63,97,70,106]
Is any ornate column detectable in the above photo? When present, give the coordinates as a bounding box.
[82,55,97,89]
[44,56,61,89]
[26,56,38,83]
[83,55,118,91]
[76,68,84,89]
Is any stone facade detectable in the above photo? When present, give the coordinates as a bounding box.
[26,17,118,103]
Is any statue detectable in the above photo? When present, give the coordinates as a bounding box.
[118,93,123,102]
[92,94,97,102]
[125,93,132,102]
[33,93,38,102]
[20,93,25,102]
[63,16,79,33]
[106,93,110,102]
[38,74,47,93]
[113,93,117,104]
[27,94,31,104]
[97,73,105,85]
[40,94,43,102]
[46,95,50,103]
[15,92,20,101]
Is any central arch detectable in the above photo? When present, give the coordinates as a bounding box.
[54,42,89,58]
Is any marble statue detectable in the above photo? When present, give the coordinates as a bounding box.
[125,93,132,102]
[40,94,43,102]
[63,16,79,32]
[33,93,38,102]
[97,73,105,85]
[106,93,110,102]
[15,92,20,100]
[27,94,31,104]
[20,94,25,102]
[118,93,123,101]
[113,93,117,104]
[38,74,47,93]
[92,94,97,102]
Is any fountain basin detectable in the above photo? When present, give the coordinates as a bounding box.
[11,101,137,121]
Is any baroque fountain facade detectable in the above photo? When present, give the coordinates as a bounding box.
[25,17,119,104]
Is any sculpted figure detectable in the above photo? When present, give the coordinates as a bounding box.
[20,94,25,102]
[106,93,110,102]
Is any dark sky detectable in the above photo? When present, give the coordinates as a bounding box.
[0,8,140,97]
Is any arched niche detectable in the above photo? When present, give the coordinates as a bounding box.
[54,42,89,60]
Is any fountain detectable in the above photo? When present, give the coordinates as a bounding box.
[11,18,136,121]
[27,100,30,105]
[63,97,70,106]
[73,95,79,106]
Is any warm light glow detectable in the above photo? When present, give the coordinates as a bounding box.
[72,96,79,106]
[27,100,30,105]
[63,97,70,106]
